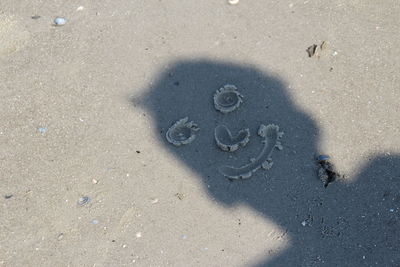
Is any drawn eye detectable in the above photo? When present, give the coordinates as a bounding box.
[213,84,243,113]
[166,117,199,146]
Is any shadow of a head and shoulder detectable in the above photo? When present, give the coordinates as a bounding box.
[135,59,400,266]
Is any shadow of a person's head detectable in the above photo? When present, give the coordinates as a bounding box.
[135,59,400,266]
[136,59,318,203]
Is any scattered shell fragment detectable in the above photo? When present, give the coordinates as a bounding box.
[151,198,159,204]
[320,41,328,50]
[306,44,318,57]
[219,124,284,179]
[214,125,250,152]
[261,160,273,170]
[307,41,330,58]
[57,233,64,240]
[92,179,98,184]
[228,0,240,5]
[136,232,142,238]
[54,17,67,26]
[77,196,91,206]
[38,127,48,134]
[214,84,243,113]
[76,6,84,11]
[166,117,199,146]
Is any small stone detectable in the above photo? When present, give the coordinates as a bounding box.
[320,41,328,50]
[228,0,240,4]
[175,193,185,200]
[92,179,98,184]
[4,194,13,199]
[76,6,84,11]
[54,17,67,26]
[181,234,188,240]
[301,221,307,226]
[31,15,41,20]
[316,155,330,162]
[91,219,99,225]
[136,232,142,238]
[151,198,159,204]
[57,233,64,240]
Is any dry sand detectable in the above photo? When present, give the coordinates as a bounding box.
[1,1,399,266]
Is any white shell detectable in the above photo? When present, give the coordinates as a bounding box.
[228,0,240,5]
[54,17,67,26]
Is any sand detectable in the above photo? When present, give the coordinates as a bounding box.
[1,1,399,266]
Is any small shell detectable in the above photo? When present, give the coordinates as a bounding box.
[77,196,91,206]
[316,155,330,162]
[213,84,243,114]
[166,117,199,146]
[306,44,318,57]
[54,17,67,26]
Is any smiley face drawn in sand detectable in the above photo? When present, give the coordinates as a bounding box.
[166,84,284,180]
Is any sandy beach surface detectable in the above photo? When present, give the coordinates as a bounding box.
[1,1,399,266]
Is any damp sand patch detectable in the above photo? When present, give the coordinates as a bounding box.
[219,124,284,179]
[214,125,250,152]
